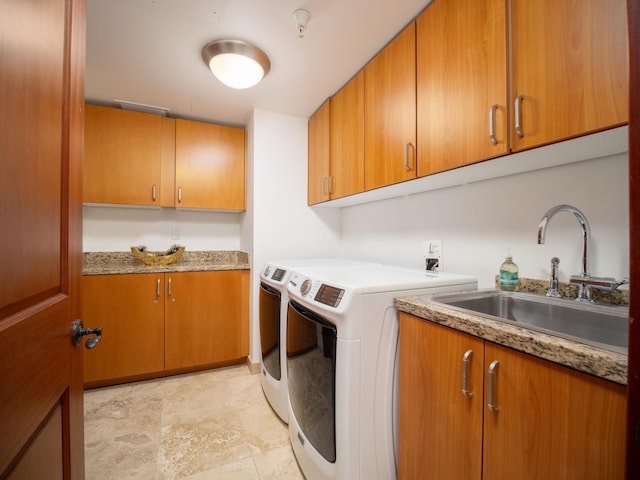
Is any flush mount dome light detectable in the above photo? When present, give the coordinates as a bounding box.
[202,39,271,89]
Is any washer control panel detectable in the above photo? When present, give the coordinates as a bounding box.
[288,272,346,309]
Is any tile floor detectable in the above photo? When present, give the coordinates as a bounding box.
[84,365,305,479]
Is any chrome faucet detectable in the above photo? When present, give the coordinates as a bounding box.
[537,204,628,302]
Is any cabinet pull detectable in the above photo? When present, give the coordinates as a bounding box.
[328,175,334,195]
[487,360,500,413]
[489,105,499,145]
[514,95,524,137]
[462,350,474,399]
[404,143,413,171]
[168,277,172,296]
[156,278,160,297]
[322,177,328,196]
[152,184,157,201]
[177,186,182,203]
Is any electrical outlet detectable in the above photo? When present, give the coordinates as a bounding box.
[423,240,443,272]
[171,226,180,240]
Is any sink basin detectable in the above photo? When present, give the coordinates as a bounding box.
[428,290,628,354]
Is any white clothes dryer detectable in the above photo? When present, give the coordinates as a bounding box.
[258,259,377,423]
[285,265,477,480]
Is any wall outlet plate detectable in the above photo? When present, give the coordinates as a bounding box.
[423,240,443,271]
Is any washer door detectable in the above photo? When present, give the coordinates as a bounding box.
[287,300,337,463]
[259,282,281,380]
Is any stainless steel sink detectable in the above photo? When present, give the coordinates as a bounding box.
[428,290,629,354]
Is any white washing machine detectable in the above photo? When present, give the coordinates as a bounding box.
[258,259,377,423]
[285,265,477,480]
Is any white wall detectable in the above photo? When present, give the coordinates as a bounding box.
[83,206,242,252]
[340,152,630,289]
[242,109,342,362]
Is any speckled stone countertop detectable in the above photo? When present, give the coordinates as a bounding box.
[394,278,628,386]
[83,250,250,275]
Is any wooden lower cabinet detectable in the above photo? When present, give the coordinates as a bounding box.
[83,270,249,386]
[165,270,249,370]
[83,274,165,384]
[398,312,626,480]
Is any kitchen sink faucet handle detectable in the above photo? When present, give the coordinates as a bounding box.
[546,257,562,298]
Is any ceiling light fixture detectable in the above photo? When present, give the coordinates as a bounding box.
[201,39,271,89]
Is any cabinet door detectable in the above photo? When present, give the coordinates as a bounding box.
[175,119,246,210]
[84,104,162,206]
[308,99,331,205]
[364,22,417,190]
[510,0,628,151]
[82,274,165,384]
[398,313,484,480]
[483,343,626,480]
[417,0,508,176]
[330,71,365,199]
[165,270,249,370]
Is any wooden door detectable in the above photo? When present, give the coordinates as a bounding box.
[0,0,85,478]
[364,22,416,190]
[398,314,484,480]
[175,119,246,210]
[510,0,628,152]
[330,71,365,199]
[417,0,508,176]
[308,99,331,205]
[84,104,163,206]
[483,343,626,480]
[82,274,165,386]
[165,271,249,370]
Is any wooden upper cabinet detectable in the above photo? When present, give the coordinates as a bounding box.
[308,99,331,205]
[416,0,508,176]
[510,0,628,151]
[84,104,162,205]
[330,70,365,199]
[175,119,246,210]
[364,22,417,190]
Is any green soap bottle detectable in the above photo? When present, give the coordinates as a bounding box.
[499,255,518,291]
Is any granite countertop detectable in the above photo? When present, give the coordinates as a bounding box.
[394,280,628,386]
[83,250,250,275]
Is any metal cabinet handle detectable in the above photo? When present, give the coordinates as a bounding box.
[168,277,172,296]
[328,175,334,195]
[462,350,474,399]
[487,360,500,413]
[322,177,328,196]
[489,105,499,145]
[152,184,157,201]
[177,186,182,203]
[156,278,161,297]
[514,95,524,137]
[404,143,413,171]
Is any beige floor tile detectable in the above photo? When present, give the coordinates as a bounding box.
[84,365,305,480]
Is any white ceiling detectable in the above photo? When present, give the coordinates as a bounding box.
[86,0,432,127]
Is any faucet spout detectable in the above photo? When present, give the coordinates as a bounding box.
[537,204,591,278]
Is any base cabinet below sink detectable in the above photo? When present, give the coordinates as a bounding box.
[398,312,626,480]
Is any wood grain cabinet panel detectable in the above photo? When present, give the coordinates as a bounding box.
[83,274,165,384]
[308,99,331,205]
[165,270,249,371]
[84,104,162,206]
[175,119,246,210]
[416,0,508,176]
[398,312,626,480]
[330,70,365,199]
[364,22,417,190]
[510,0,628,151]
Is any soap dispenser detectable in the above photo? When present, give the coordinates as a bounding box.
[499,254,519,291]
